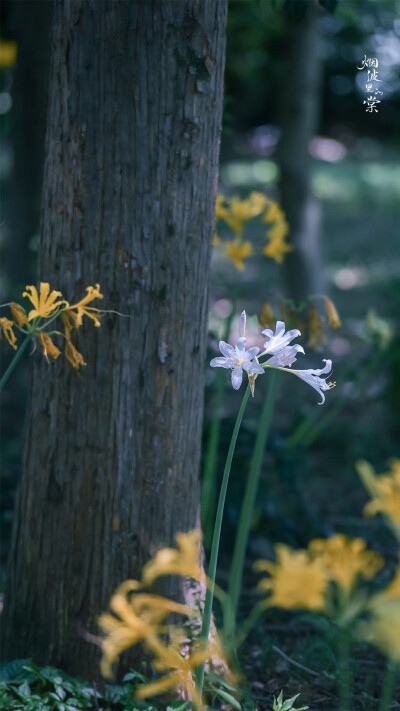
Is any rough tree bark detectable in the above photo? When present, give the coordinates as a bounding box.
[2,0,227,679]
[278,0,324,301]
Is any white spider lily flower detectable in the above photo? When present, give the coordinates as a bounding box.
[210,336,264,390]
[291,358,335,404]
[266,344,305,368]
[261,320,301,356]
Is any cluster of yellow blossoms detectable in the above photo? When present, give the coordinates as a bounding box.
[99,531,234,710]
[255,458,400,665]
[214,192,291,269]
[0,282,105,370]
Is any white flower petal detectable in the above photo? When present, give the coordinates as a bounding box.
[231,366,243,390]
[235,337,247,352]
[246,346,260,359]
[219,340,236,359]
[210,357,231,369]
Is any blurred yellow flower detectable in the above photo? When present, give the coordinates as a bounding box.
[215,194,230,221]
[64,340,87,370]
[136,633,210,711]
[263,201,285,224]
[267,218,289,242]
[142,530,204,586]
[0,317,17,350]
[10,302,28,328]
[358,459,400,531]
[38,331,61,360]
[309,534,384,593]
[377,566,400,601]
[324,297,341,329]
[307,305,327,351]
[99,580,192,679]
[254,544,329,611]
[263,238,291,264]
[257,301,275,330]
[23,283,67,321]
[360,599,400,663]
[222,239,253,271]
[212,232,220,246]
[0,40,17,69]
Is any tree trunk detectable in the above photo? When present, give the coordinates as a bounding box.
[278,0,324,301]
[2,0,227,679]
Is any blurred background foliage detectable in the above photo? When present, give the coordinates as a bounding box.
[0,0,400,702]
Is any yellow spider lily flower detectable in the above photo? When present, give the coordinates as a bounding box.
[254,544,329,611]
[38,332,61,360]
[23,283,67,321]
[263,201,285,224]
[99,580,192,679]
[215,194,230,221]
[359,599,400,663]
[222,239,253,271]
[142,530,204,586]
[262,239,291,264]
[358,459,400,531]
[257,301,275,330]
[9,303,29,327]
[67,284,104,328]
[136,633,211,711]
[307,305,327,351]
[324,297,341,328]
[64,339,87,369]
[0,317,17,350]
[308,534,384,594]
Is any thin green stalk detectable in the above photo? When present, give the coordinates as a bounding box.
[226,370,279,639]
[0,334,31,392]
[202,296,238,548]
[337,628,352,711]
[379,662,397,711]
[196,385,250,693]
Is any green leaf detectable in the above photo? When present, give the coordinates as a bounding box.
[214,688,242,711]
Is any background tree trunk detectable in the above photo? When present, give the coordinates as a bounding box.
[2,0,227,679]
[278,0,324,301]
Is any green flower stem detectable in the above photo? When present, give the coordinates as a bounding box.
[379,662,397,711]
[226,370,279,640]
[196,384,250,693]
[202,297,238,548]
[337,628,352,711]
[0,334,31,393]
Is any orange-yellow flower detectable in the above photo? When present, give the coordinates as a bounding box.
[308,534,384,593]
[136,632,210,711]
[23,283,67,321]
[0,317,17,350]
[99,580,192,680]
[263,201,285,224]
[64,340,87,370]
[9,302,29,327]
[324,297,341,328]
[358,459,400,531]
[359,599,400,663]
[142,530,204,586]
[254,544,329,611]
[257,301,275,330]
[222,239,253,271]
[307,305,327,351]
[38,331,61,360]
[67,284,104,328]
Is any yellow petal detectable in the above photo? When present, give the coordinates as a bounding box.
[38,331,61,360]
[10,302,28,327]
[0,317,17,350]
[325,297,341,328]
